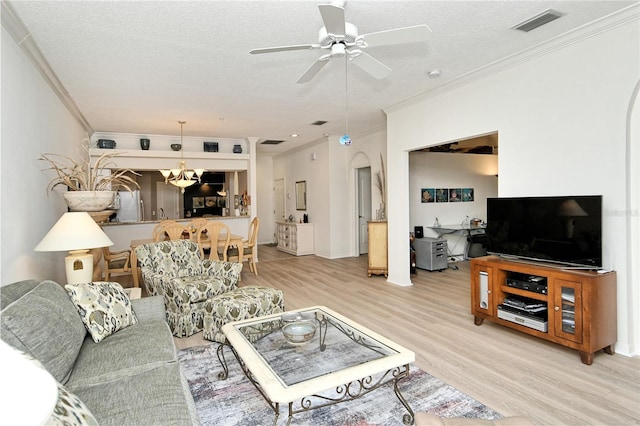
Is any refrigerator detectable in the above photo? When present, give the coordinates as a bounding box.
[115,190,143,222]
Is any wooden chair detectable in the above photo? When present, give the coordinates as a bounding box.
[157,222,190,241]
[228,216,260,276]
[197,221,231,261]
[187,218,209,241]
[152,220,178,241]
[102,247,132,281]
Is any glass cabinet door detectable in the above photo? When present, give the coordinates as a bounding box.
[554,279,583,343]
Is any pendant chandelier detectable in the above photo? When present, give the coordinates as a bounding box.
[159,121,205,193]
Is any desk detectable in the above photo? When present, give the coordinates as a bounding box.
[129,234,244,288]
[427,225,487,260]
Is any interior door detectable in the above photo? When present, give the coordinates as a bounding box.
[273,179,285,240]
[156,182,180,219]
[357,167,372,254]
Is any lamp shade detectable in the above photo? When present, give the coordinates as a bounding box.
[0,340,58,425]
[35,212,113,252]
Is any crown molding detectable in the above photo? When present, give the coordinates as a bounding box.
[1,1,93,134]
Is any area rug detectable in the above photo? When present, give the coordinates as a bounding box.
[178,344,501,426]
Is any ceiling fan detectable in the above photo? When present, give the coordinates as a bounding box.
[249,1,430,83]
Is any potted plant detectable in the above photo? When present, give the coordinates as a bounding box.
[39,137,139,212]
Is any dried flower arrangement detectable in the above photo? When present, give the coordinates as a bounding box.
[39,137,139,193]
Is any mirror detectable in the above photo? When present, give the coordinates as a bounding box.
[295,181,306,211]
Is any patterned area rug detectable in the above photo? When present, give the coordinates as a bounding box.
[178,344,501,426]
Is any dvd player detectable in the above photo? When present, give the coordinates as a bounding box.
[497,305,548,332]
[506,275,547,294]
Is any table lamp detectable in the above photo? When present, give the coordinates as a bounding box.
[35,211,114,284]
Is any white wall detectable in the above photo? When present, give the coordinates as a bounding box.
[1,27,87,284]
[385,16,639,355]
[409,152,498,252]
[271,127,386,259]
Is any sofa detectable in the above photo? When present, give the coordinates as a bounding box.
[0,279,200,426]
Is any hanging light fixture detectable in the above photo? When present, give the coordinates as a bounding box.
[339,53,352,146]
[159,121,205,193]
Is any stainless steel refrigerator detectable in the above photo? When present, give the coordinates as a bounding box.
[115,190,143,222]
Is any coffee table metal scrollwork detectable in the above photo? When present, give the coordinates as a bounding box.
[221,306,416,425]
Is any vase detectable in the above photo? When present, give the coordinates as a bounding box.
[62,191,115,211]
[140,138,150,150]
[233,144,242,154]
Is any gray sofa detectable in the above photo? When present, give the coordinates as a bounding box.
[0,279,200,426]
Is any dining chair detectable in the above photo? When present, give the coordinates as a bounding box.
[228,216,260,276]
[152,220,178,241]
[101,247,133,281]
[197,221,231,261]
[187,218,209,240]
[157,222,190,241]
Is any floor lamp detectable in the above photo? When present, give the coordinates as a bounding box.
[35,212,114,284]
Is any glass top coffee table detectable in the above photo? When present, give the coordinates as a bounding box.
[221,305,416,425]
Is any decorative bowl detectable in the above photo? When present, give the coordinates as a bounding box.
[87,209,115,223]
[170,143,182,151]
[282,320,317,345]
[62,191,115,212]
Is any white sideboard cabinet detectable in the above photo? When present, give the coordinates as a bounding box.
[276,222,314,256]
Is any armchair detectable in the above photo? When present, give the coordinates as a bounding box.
[134,240,242,337]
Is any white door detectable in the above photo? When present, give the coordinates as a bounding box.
[273,179,285,240]
[357,167,372,254]
[156,182,180,219]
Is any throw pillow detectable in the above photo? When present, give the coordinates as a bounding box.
[65,281,138,343]
[51,381,99,426]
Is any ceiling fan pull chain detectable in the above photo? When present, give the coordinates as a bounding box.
[340,53,352,146]
[345,53,349,134]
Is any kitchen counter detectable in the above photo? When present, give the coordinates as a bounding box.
[101,215,250,226]
[100,216,251,251]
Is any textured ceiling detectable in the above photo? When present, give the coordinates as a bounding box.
[6,0,637,154]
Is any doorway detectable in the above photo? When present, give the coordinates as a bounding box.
[356,167,372,255]
[273,178,285,241]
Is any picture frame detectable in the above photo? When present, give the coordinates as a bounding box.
[436,188,449,203]
[421,188,435,203]
[449,188,462,202]
[192,197,204,208]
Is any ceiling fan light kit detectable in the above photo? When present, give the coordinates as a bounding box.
[250,1,430,147]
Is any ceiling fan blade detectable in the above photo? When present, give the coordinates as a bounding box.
[350,51,392,80]
[360,24,431,48]
[250,44,320,54]
[318,4,346,37]
[297,58,331,84]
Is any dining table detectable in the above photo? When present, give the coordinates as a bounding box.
[129,234,244,288]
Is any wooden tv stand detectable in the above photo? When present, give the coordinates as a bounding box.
[470,256,617,365]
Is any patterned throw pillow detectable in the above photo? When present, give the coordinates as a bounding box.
[65,281,138,343]
[51,381,99,426]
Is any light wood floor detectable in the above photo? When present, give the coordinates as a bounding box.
[173,245,640,426]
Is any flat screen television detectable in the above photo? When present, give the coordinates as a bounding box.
[485,195,602,268]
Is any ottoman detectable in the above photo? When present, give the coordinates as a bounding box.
[202,286,285,343]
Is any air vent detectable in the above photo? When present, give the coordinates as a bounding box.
[261,139,285,145]
[311,120,327,126]
[513,9,563,32]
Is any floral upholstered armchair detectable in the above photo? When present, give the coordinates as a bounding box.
[134,240,242,337]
